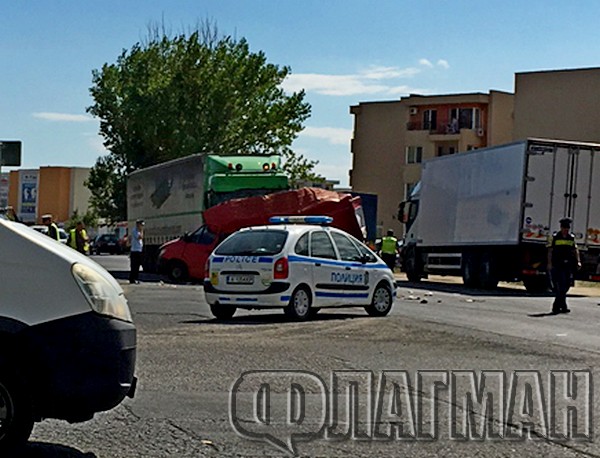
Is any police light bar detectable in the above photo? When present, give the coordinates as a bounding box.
[269,216,333,225]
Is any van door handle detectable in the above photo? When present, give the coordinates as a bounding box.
[345,266,351,270]
[315,262,321,267]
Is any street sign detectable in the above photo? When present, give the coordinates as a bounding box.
[0,141,22,166]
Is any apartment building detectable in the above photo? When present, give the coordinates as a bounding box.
[513,67,600,142]
[350,90,514,235]
[7,166,91,224]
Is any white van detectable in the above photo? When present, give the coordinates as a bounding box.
[0,216,137,451]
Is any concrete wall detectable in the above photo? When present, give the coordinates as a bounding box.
[514,68,600,142]
[38,167,72,223]
[350,101,407,236]
[69,167,92,218]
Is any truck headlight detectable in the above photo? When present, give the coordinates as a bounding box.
[72,263,133,322]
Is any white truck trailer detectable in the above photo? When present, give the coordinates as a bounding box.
[398,138,600,292]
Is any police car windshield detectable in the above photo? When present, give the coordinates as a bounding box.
[215,230,288,256]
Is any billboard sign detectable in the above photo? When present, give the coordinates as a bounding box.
[0,141,22,166]
[0,173,8,208]
[18,170,38,222]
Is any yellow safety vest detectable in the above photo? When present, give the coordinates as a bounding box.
[381,236,398,254]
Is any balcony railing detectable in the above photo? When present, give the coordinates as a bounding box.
[406,122,482,135]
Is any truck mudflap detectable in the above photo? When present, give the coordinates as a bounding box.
[17,312,137,423]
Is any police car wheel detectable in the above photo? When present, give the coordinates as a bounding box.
[0,371,34,452]
[365,284,393,317]
[210,304,237,320]
[285,286,312,321]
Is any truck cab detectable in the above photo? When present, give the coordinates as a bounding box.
[0,216,136,451]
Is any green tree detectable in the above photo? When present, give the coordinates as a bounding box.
[87,23,312,221]
[281,150,325,188]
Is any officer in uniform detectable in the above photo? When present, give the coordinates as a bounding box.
[547,218,581,314]
[42,214,60,241]
[380,229,399,271]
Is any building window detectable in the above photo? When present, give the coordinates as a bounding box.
[405,182,417,199]
[406,146,423,164]
[423,109,437,130]
[449,107,481,130]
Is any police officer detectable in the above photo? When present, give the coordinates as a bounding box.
[69,221,90,255]
[547,218,581,314]
[42,214,60,241]
[380,229,399,270]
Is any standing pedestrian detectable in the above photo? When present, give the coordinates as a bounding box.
[129,219,144,284]
[68,221,90,255]
[42,214,60,241]
[547,218,581,314]
[380,229,399,271]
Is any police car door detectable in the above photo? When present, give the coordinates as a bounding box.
[309,230,347,307]
[330,231,370,305]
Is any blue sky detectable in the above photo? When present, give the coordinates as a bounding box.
[3,1,600,186]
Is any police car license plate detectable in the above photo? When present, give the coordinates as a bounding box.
[226,274,254,285]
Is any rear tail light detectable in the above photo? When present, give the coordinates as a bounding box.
[274,257,289,279]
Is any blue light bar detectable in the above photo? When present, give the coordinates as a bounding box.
[269,216,333,225]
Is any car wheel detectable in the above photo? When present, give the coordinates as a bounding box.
[365,283,393,317]
[285,286,312,321]
[168,261,188,283]
[0,369,34,453]
[210,304,237,320]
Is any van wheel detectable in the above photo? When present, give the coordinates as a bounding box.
[365,283,393,317]
[168,261,188,283]
[210,304,236,320]
[285,286,312,321]
[0,370,34,453]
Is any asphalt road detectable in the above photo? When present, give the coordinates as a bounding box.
[24,255,600,458]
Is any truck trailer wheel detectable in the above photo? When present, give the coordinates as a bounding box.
[479,252,499,289]
[523,276,550,295]
[462,252,480,288]
[0,370,34,453]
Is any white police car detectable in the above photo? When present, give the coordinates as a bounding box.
[204,216,396,320]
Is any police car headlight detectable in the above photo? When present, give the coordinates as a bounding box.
[72,263,133,322]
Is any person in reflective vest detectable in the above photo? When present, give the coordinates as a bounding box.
[547,218,581,314]
[42,214,60,241]
[380,229,398,270]
[69,221,90,255]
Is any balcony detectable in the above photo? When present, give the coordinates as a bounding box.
[407,121,483,137]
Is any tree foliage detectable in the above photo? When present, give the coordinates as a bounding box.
[86,24,313,221]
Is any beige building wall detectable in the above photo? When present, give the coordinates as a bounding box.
[488,90,515,145]
[350,91,514,236]
[350,101,407,237]
[513,67,600,141]
[69,167,92,217]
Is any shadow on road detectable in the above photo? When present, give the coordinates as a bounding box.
[183,311,367,326]
[396,280,565,298]
[21,442,97,458]
[108,270,164,283]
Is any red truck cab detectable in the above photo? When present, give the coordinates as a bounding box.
[157,188,367,283]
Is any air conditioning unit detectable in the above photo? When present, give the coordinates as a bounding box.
[409,107,418,115]
[476,128,485,137]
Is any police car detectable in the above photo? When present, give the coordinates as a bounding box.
[204,216,396,320]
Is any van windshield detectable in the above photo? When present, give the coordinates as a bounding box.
[215,230,287,256]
